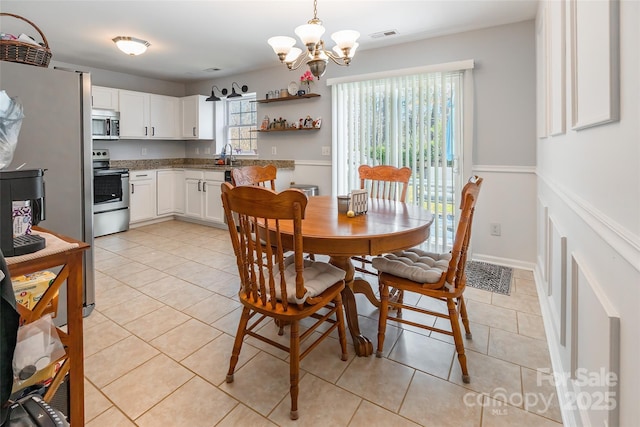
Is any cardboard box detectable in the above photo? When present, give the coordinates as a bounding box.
[12,271,57,312]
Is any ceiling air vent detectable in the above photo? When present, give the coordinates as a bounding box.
[370,29,398,39]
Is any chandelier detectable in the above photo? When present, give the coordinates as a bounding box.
[267,0,360,79]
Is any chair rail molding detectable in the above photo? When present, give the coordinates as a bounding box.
[473,165,536,174]
[538,173,640,272]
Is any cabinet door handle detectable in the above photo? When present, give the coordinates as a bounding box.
[192,127,196,136]
[152,126,155,136]
[144,126,148,136]
[131,183,135,194]
[197,180,201,192]
[202,181,206,192]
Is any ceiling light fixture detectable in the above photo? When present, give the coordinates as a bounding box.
[205,85,228,102]
[267,0,359,79]
[112,36,150,56]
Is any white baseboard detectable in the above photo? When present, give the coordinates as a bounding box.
[533,265,578,427]
[471,253,536,271]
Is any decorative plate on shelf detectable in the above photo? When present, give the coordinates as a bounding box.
[287,81,299,96]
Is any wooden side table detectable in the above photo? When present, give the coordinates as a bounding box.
[6,227,89,425]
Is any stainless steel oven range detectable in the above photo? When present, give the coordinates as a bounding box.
[92,149,130,237]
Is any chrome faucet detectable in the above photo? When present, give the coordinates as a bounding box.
[222,143,234,165]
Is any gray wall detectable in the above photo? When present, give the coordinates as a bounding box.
[52,60,186,97]
[187,20,536,167]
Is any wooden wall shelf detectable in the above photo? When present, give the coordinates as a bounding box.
[256,93,320,103]
[255,127,319,133]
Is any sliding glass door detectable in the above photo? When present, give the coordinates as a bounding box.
[332,71,464,252]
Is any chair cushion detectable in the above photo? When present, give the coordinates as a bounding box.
[274,259,346,304]
[372,248,451,283]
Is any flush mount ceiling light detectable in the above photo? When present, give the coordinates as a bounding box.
[112,36,150,56]
[267,0,359,79]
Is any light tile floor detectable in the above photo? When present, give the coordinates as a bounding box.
[84,220,564,426]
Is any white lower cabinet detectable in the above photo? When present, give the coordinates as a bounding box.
[184,170,224,223]
[129,170,157,223]
[157,169,185,215]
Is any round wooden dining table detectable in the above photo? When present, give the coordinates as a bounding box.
[275,195,434,357]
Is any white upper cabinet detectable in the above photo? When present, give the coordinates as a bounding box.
[149,94,179,139]
[92,86,119,110]
[180,95,213,139]
[119,90,150,138]
[118,90,179,139]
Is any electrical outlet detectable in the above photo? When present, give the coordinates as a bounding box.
[195,147,199,155]
[204,147,211,154]
[141,147,147,156]
[322,146,331,156]
[271,146,277,155]
[490,223,501,236]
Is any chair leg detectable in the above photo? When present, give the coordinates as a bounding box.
[226,307,251,383]
[289,320,300,420]
[376,282,390,358]
[334,294,348,361]
[447,298,470,383]
[458,296,472,339]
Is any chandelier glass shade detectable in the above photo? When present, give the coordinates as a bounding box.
[112,36,150,56]
[267,0,359,78]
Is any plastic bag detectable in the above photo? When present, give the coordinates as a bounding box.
[12,314,65,383]
[0,90,25,170]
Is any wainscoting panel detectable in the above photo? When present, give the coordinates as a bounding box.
[570,254,620,427]
[570,0,620,130]
[547,216,567,346]
[537,198,549,282]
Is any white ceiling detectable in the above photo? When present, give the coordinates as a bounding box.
[1,0,538,82]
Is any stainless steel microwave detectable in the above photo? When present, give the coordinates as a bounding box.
[92,109,120,140]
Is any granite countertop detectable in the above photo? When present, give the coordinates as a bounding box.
[110,158,295,171]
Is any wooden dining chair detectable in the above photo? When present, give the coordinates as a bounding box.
[358,164,412,202]
[372,176,483,383]
[221,182,348,420]
[231,164,277,189]
[352,165,413,300]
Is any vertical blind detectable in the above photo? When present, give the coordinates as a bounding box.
[332,71,464,252]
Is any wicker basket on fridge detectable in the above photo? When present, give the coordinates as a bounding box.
[0,13,52,67]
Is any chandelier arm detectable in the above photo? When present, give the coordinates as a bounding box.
[287,52,310,71]
[324,50,348,66]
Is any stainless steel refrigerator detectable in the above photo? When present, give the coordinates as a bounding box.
[0,61,95,324]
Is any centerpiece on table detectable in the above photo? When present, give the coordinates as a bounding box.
[300,71,314,94]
